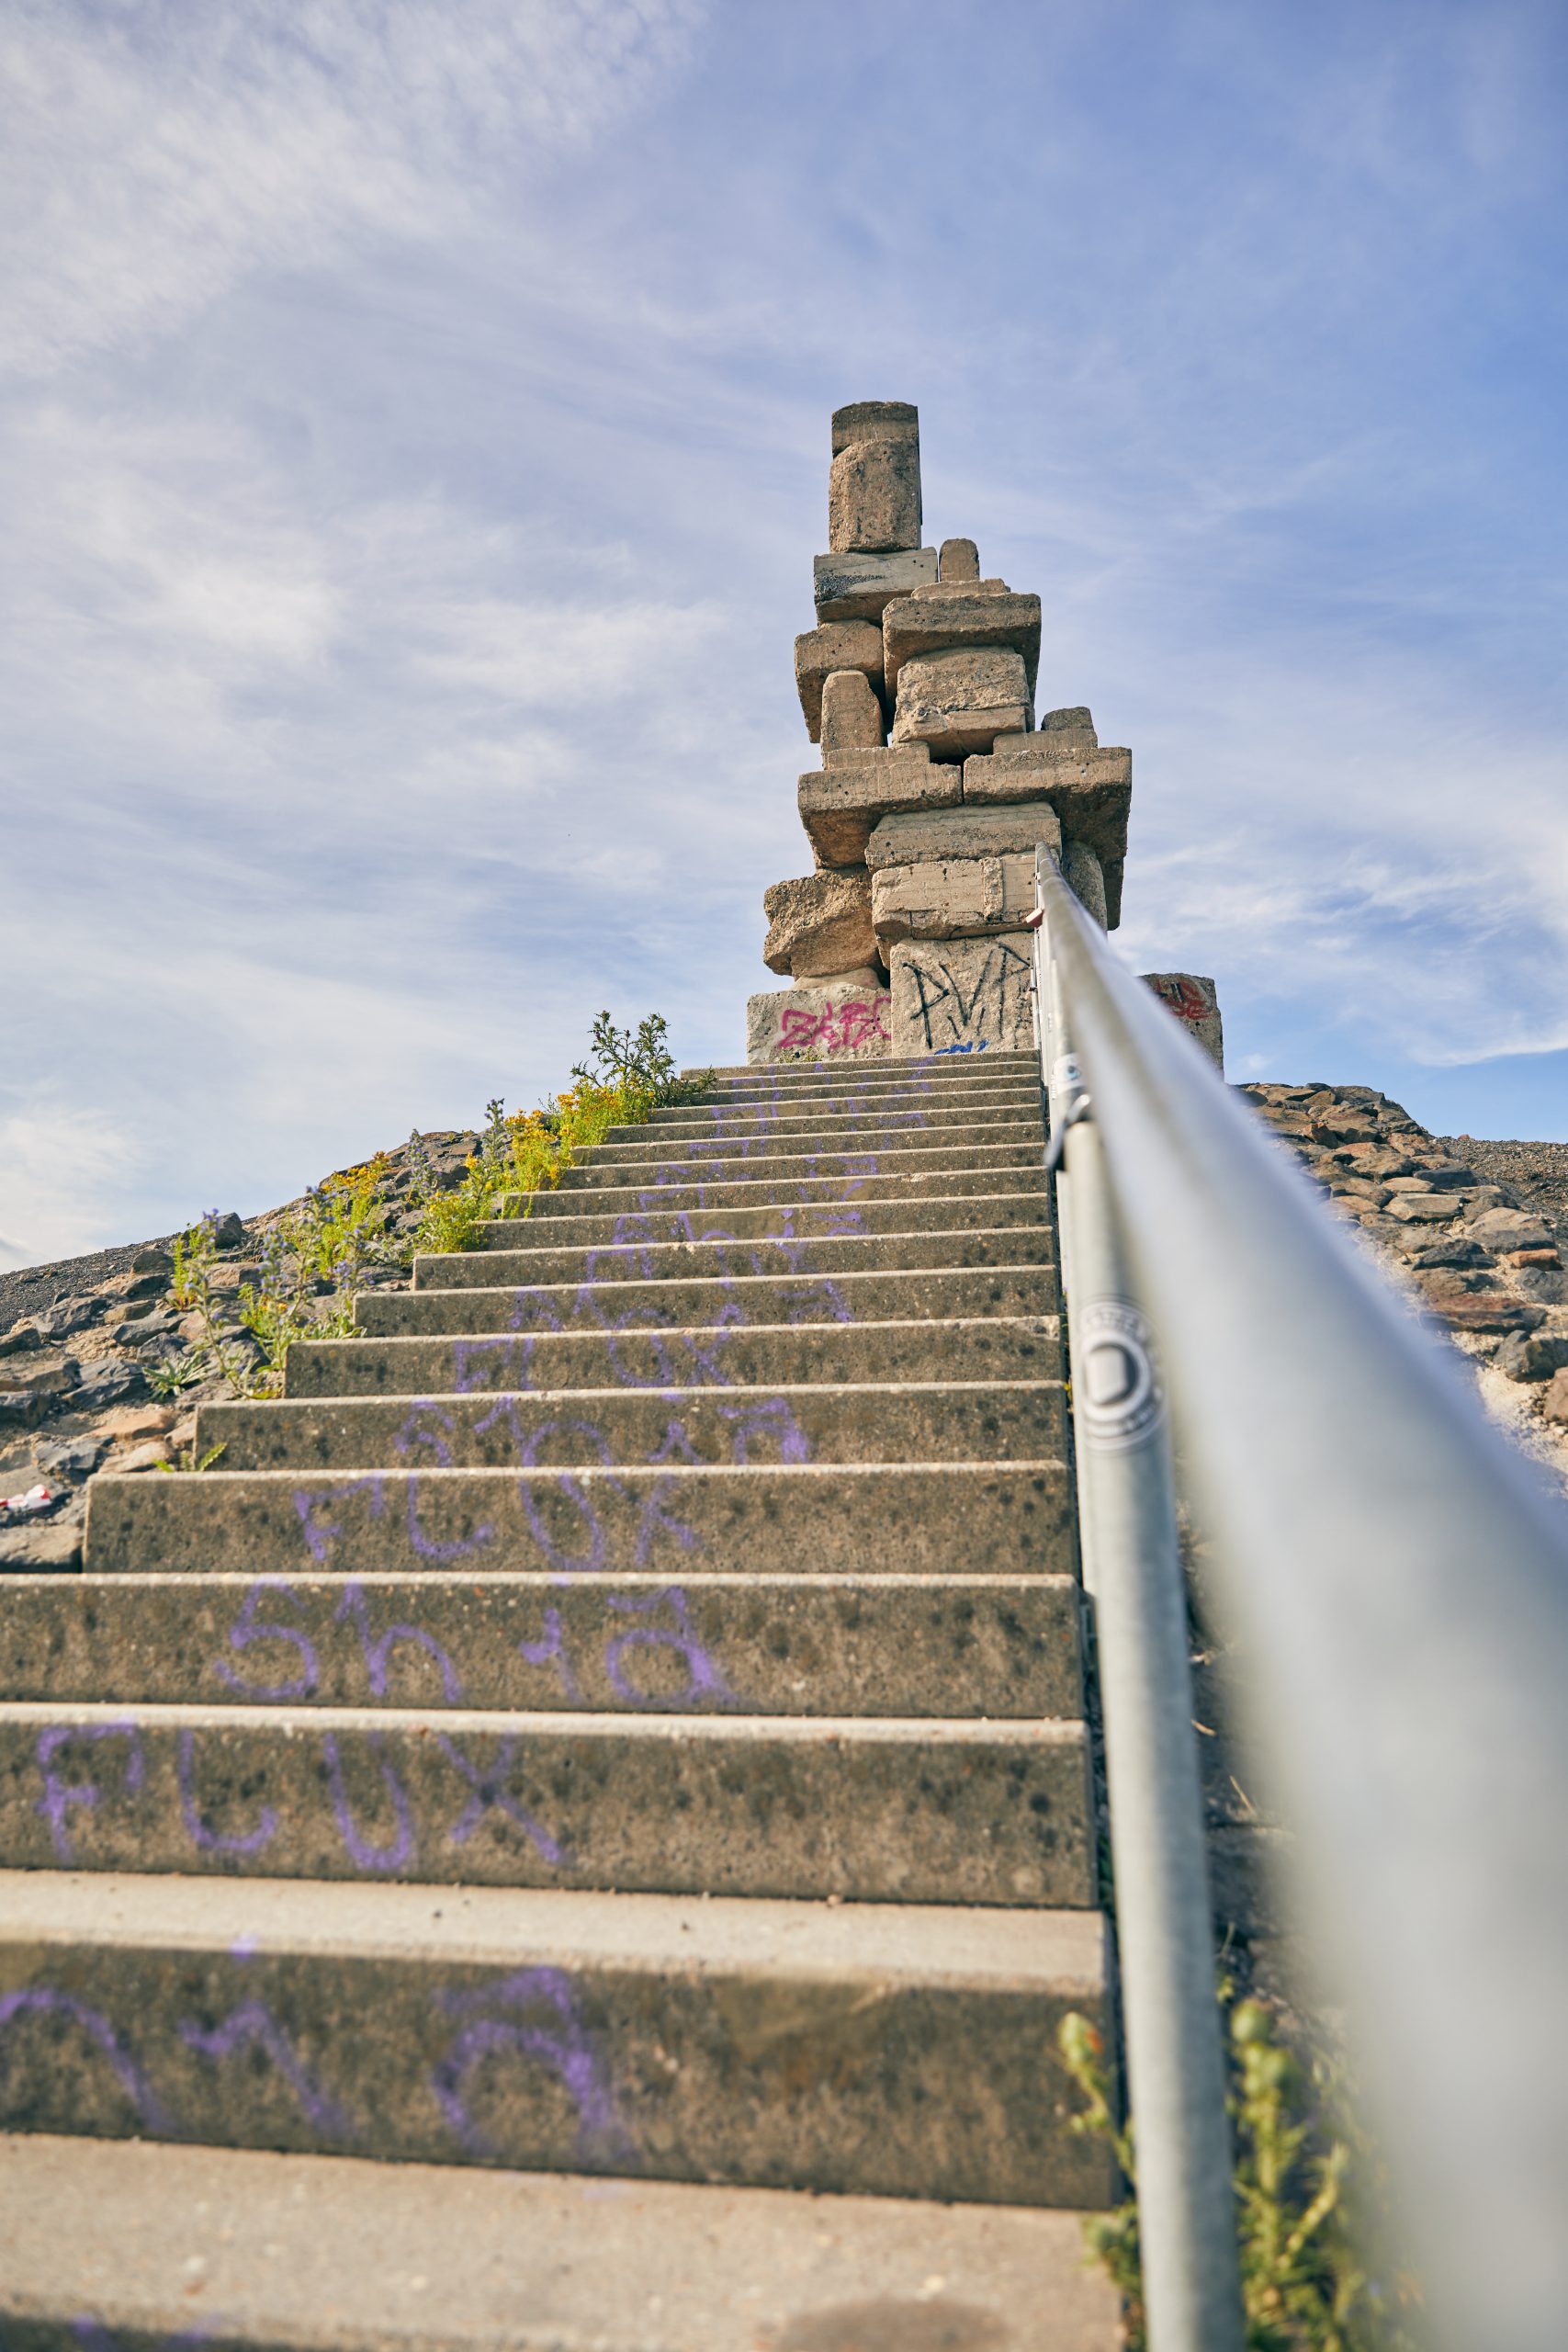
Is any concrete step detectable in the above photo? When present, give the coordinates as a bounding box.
[414,1224,1056,1291]
[0,2134,1122,2352]
[359,1266,1052,1340]
[0,1871,1111,2206]
[0,1570,1085,1718]
[196,1382,1067,1472]
[471,1190,1054,1250]
[644,1081,1048,1128]
[497,1167,1049,1219]
[690,1051,1042,1084]
[284,1316,1063,1399]
[85,1461,1073,1578]
[555,1140,1043,1191]
[587,1117,1043,1165]
[0,1701,1094,1905]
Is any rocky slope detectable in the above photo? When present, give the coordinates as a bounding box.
[0,1131,480,1567]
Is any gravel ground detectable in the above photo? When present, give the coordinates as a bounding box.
[0,1232,182,1336]
[1436,1137,1568,1238]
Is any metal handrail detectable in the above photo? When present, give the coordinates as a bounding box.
[1032,846,1568,2352]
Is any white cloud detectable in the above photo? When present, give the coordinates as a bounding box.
[0,1099,141,1269]
[0,0,705,376]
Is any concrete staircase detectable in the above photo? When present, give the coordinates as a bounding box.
[0,1052,1121,2350]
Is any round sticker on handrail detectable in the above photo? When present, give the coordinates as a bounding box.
[1077,1298,1165,1452]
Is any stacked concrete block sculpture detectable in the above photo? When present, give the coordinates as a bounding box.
[748,400,1214,1063]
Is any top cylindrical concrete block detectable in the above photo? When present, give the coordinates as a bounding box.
[939,538,980,582]
[829,401,922,555]
[831,401,919,456]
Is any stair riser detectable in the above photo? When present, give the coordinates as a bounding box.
[0,1709,1095,1906]
[556,1144,1043,1190]
[196,1385,1068,1472]
[590,1119,1043,1164]
[0,1939,1111,2206]
[285,1318,1063,1399]
[472,1192,1053,1250]
[690,1052,1042,1083]
[0,1574,1085,1719]
[415,1227,1055,1289]
[85,1464,1074,1580]
[360,1268,1052,1340]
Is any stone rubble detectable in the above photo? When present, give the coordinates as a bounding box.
[751,400,1168,1062]
[1239,1082,1568,1486]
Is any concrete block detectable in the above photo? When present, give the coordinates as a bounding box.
[747,976,891,1065]
[873,855,1038,946]
[797,748,958,868]
[831,400,919,454]
[794,623,883,742]
[892,648,1032,762]
[286,1309,1064,1406]
[813,547,937,624]
[818,669,885,762]
[0,1870,1113,2207]
[762,870,876,978]
[939,537,980,582]
[885,588,1042,696]
[889,933,1037,1058]
[1141,973,1224,1070]
[829,441,921,554]
[964,741,1131,863]
[86,1458,1075,1582]
[1063,842,1107,931]
[866,798,1062,871]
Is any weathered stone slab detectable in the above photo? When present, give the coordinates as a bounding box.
[829,441,921,554]
[964,741,1131,863]
[866,799,1062,870]
[939,537,980,582]
[889,933,1036,1057]
[797,749,957,868]
[1141,973,1224,1070]
[885,588,1041,696]
[873,855,1038,946]
[892,648,1032,761]
[762,871,876,978]
[819,669,885,757]
[1004,706,1098,750]
[794,621,883,741]
[747,976,892,1064]
[1064,842,1107,931]
[831,400,919,453]
[813,547,938,624]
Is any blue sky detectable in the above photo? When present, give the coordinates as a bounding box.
[4,0,1566,1265]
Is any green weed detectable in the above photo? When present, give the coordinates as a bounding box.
[411,1012,714,1255]
[1059,1993,1421,2351]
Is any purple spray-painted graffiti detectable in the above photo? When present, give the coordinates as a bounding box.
[0,1987,173,2132]
[429,1968,634,2165]
[35,1720,142,1861]
[179,1998,353,2138]
[177,1728,278,1856]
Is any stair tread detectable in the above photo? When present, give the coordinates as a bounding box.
[0,2133,1120,2352]
[0,1867,1107,1983]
